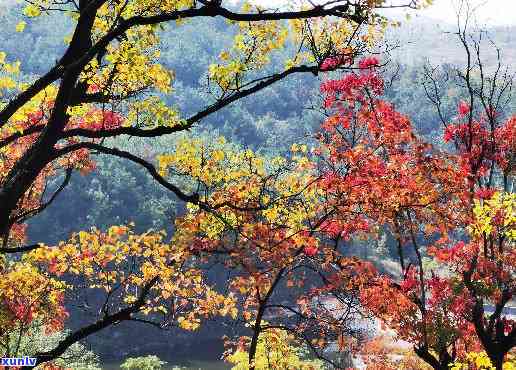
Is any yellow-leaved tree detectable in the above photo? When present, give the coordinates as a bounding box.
[226,327,324,370]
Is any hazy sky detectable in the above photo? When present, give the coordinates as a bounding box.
[417,0,516,25]
[245,0,516,26]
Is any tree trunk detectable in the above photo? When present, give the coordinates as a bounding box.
[0,3,98,239]
[488,350,504,370]
[248,305,265,370]
[414,346,453,370]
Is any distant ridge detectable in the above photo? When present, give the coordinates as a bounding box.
[386,16,516,70]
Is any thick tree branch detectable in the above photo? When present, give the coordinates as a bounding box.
[13,168,73,224]
[0,0,107,128]
[414,345,443,370]
[0,66,63,129]
[30,276,159,369]
[62,64,320,139]
[0,243,42,254]
[0,125,45,148]
[54,142,200,204]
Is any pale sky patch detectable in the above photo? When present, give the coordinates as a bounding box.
[232,0,516,26]
[415,0,516,26]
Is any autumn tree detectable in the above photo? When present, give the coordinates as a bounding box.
[311,18,514,370]
[155,136,375,369]
[0,0,428,368]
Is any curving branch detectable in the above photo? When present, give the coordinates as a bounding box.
[0,169,73,254]
[62,64,320,139]
[53,142,201,204]
[31,276,160,369]
[12,168,74,224]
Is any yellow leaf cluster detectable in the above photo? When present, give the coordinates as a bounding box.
[83,23,173,96]
[450,352,515,370]
[15,21,26,33]
[0,53,22,99]
[226,328,323,370]
[471,192,515,240]
[209,11,288,91]
[158,136,320,246]
[125,96,182,128]
[26,225,235,330]
[23,4,42,17]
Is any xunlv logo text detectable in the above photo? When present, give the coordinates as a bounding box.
[1,357,37,366]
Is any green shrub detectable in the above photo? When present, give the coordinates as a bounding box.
[120,355,167,370]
